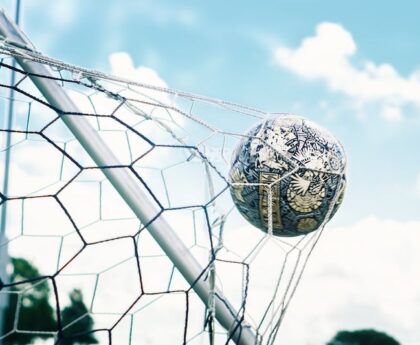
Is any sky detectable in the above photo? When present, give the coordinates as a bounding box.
[1,0,420,344]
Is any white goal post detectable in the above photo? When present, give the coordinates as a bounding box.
[0,9,257,345]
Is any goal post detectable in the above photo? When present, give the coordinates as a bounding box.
[0,9,257,345]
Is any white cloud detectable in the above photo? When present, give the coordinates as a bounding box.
[65,51,191,169]
[280,217,420,345]
[274,22,420,121]
[382,104,403,122]
[109,52,168,90]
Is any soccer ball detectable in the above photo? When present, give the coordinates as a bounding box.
[229,114,346,237]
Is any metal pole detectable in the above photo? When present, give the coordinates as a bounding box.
[0,0,20,238]
[0,2,21,343]
[0,9,257,345]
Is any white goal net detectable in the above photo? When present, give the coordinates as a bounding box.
[0,14,343,345]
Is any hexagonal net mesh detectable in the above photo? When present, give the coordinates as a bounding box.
[0,43,344,345]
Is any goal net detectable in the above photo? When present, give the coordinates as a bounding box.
[0,12,342,345]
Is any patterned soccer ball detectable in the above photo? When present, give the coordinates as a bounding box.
[229,114,346,237]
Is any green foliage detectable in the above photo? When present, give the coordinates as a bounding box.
[3,257,56,345]
[326,329,401,345]
[60,289,98,344]
[2,257,97,345]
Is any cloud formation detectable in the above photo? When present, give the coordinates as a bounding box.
[281,217,420,345]
[274,22,420,121]
[109,52,169,89]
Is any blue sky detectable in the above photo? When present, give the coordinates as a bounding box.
[6,0,418,223]
[2,1,420,344]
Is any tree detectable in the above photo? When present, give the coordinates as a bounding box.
[59,289,98,345]
[326,329,401,345]
[2,257,98,345]
[2,257,56,345]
